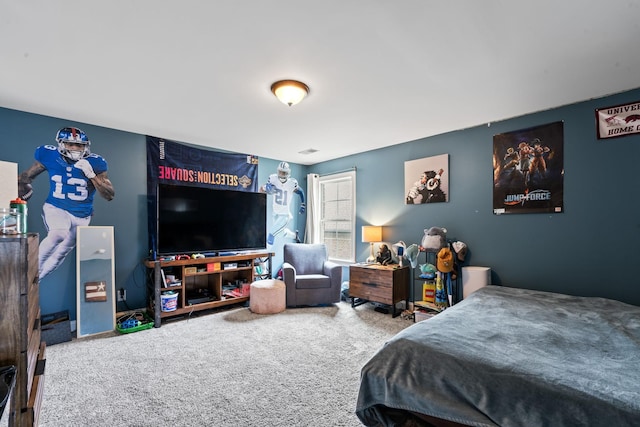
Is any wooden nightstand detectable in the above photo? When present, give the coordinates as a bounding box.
[349,264,410,317]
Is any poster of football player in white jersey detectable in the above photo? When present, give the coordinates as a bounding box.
[260,161,305,245]
[18,127,115,279]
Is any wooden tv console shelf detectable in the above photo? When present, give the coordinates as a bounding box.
[144,251,273,327]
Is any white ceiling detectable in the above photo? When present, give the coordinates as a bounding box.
[2,1,639,165]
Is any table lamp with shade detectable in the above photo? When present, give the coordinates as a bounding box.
[362,225,383,263]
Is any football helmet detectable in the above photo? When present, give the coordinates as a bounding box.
[277,161,291,183]
[56,127,91,161]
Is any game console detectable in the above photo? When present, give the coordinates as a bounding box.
[187,296,215,305]
[187,289,214,305]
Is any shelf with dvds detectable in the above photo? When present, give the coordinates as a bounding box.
[144,251,273,327]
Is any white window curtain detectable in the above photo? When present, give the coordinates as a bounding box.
[304,173,321,244]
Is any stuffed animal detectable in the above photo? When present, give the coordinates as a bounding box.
[418,263,437,279]
[420,227,447,252]
[376,244,393,265]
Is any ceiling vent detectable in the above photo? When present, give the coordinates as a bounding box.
[298,148,318,155]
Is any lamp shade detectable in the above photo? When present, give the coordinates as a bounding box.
[362,226,382,243]
[271,80,309,106]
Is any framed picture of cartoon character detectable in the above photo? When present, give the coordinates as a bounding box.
[492,121,564,215]
[404,153,449,205]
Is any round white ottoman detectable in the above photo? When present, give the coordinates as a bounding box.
[249,279,286,314]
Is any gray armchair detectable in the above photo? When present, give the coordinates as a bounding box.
[282,243,342,307]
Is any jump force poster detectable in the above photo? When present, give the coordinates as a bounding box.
[493,121,564,215]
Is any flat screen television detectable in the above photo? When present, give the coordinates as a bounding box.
[156,183,267,255]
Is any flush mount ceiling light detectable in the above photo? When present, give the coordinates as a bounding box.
[271,80,309,106]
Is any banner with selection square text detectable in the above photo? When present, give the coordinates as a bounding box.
[146,136,258,192]
[146,136,259,253]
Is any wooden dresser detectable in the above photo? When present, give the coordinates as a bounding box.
[0,234,46,427]
[349,264,410,317]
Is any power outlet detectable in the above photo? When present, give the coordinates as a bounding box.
[117,288,126,302]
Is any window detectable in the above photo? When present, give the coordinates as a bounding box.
[318,171,356,263]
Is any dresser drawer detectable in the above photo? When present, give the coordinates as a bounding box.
[26,343,46,427]
[350,267,393,286]
[350,280,393,305]
[27,312,41,393]
[350,266,395,305]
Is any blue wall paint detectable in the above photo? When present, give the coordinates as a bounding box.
[0,107,307,317]
[309,89,640,305]
[0,108,148,318]
[2,87,639,318]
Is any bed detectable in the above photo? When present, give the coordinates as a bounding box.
[356,285,640,427]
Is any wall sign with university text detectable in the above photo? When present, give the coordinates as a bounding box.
[595,100,640,139]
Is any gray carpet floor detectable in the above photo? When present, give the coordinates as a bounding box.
[39,301,415,427]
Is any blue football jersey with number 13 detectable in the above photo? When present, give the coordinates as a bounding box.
[35,145,108,218]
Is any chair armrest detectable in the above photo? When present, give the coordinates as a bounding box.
[282,262,296,284]
[323,261,343,287]
[282,262,297,306]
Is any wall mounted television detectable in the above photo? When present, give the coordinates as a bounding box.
[156,183,267,256]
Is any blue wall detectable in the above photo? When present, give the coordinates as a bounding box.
[1,87,639,320]
[0,109,307,318]
[1,109,148,318]
[310,89,640,306]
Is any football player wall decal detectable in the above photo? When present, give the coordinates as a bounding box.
[18,127,115,280]
[260,161,305,245]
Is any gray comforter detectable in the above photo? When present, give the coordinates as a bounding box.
[356,286,640,426]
